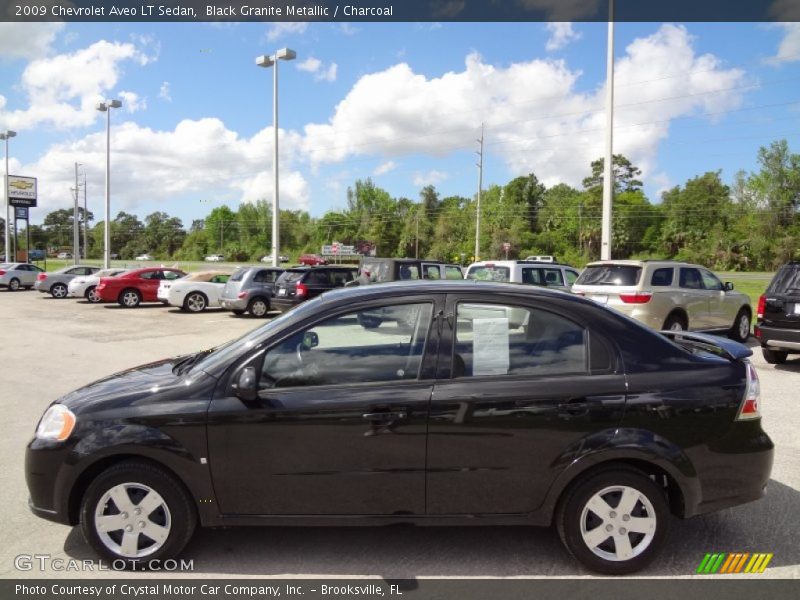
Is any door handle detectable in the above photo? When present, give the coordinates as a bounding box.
[362,411,407,422]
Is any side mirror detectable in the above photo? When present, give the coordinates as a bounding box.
[724,282,734,291]
[232,366,258,402]
[303,331,319,349]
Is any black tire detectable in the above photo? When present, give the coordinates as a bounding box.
[118,288,141,308]
[662,313,687,332]
[556,467,670,575]
[183,292,208,313]
[50,282,68,299]
[85,286,101,304]
[357,314,383,329]
[729,309,751,343]
[247,297,269,318]
[232,309,245,316]
[80,460,196,568]
[8,278,20,291]
[762,348,788,365]
[25,286,32,290]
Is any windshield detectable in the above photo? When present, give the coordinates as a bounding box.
[467,265,510,282]
[189,296,324,375]
[575,265,642,286]
[229,268,247,282]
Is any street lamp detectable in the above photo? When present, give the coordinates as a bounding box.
[96,99,122,269]
[1,130,17,262]
[256,48,296,267]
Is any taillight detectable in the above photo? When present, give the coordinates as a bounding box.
[237,291,247,299]
[0,270,5,276]
[756,295,766,319]
[737,362,761,420]
[37,273,47,281]
[296,283,308,297]
[619,292,652,304]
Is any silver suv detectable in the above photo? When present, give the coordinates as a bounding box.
[572,260,752,342]
[219,266,285,318]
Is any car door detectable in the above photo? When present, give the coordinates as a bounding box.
[207,297,443,515]
[699,268,729,328]
[425,294,627,515]
[678,267,710,329]
[137,270,161,301]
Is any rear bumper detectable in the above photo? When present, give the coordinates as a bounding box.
[756,323,800,352]
[220,297,247,311]
[272,298,302,313]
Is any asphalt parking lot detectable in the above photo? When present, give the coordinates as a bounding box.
[1,289,798,579]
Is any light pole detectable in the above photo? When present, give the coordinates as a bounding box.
[601,0,615,261]
[96,99,122,268]
[256,48,296,267]
[73,162,81,265]
[1,130,17,262]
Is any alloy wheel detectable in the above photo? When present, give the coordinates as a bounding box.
[186,293,206,312]
[51,284,68,298]
[87,287,100,303]
[9,278,20,291]
[122,291,140,307]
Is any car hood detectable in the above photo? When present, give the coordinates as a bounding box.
[55,356,214,414]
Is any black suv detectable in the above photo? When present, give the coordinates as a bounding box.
[272,266,358,312]
[756,262,800,364]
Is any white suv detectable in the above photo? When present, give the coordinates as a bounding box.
[465,260,579,291]
[571,260,752,342]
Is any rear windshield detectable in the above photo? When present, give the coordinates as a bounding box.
[575,265,642,286]
[466,265,511,282]
[768,265,800,295]
[229,268,248,282]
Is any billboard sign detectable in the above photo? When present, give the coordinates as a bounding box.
[7,175,37,207]
[15,206,28,220]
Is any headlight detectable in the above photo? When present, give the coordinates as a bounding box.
[36,405,76,441]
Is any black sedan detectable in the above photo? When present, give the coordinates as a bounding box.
[25,281,773,574]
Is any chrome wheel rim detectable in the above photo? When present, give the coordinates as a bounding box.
[122,291,139,307]
[738,315,750,339]
[52,284,67,298]
[94,483,171,559]
[87,287,99,303]
[251,300,267,316]
[579,485,657,562]
[187,294,205,312]
[9,279,19,291]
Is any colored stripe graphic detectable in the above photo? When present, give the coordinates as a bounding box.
[697,554,712,574]
[697,552,773,574]
[734,553,750,573]
[711,553,726,573]
[720,554,736,573]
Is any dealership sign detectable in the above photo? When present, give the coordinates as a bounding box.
[7,175,37,207]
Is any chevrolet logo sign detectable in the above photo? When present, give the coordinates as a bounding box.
[9,180,34,190]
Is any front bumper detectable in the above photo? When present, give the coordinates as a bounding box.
[756,323,800,352]
[25,438,75,526]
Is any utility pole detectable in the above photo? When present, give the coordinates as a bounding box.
[600,0,615,260]
[475,123,484,261]
[83,172,88,259]
[415,211,419,259]
[73,162,80,264]
[578,202,583,256]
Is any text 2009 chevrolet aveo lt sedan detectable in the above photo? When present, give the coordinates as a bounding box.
[26,281,773,574]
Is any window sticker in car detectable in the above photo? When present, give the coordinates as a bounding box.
[472,317,510,376]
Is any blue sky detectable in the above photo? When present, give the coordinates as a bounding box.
[1,21,799,226]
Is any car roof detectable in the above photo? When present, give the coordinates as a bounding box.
[468,260,573,267]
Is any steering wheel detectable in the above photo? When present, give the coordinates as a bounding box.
[295,342,320,379]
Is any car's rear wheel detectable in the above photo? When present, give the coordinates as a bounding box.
[8,278,20,291]
[762,348,788,364]
[729,309,751,343]
[557,468,669,575]
[247,297,269,318]
[50,283,68,299]
[662,313,687,332]
[80,460,195,568]
[184,292,207,313]
[119,289,141,308]
[86,286,101,303]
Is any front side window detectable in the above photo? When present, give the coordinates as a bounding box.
[259,303,434,388]
[565,270,579,285]
[543,268,564,286]
[521,268,543,285]
[163,270,183,280]
[699,269,723,291]
[679,268,703,290]
[453,303,587,378]
[445,266,463,280]
[422,265,441,280]
[396,264,420,280]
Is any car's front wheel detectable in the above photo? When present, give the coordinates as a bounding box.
[762,348,788,364]
[86,286,101,303]
[557,467,669,575]
[80,461,196,568]
[50,283,68,299]
[119,289,141,308]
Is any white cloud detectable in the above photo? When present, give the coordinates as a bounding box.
[0,23,64,59]
[297,57,338,82]
[301,25,746,190]
[373,161,397,176]
[413,170,448,186]
[768,23,800,64]
[158,81,172,102]
[118,91,145,112]
[545,22,581,51]
[21,118,310,215]
[265,22,308,42]
[0,40,151,131]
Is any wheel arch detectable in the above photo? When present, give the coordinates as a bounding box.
[663,308,688,329]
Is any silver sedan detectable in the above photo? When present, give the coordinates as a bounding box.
[35,265,101,298]
[0,263,44,291]
[68,268,128,303]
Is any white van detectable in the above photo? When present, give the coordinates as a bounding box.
[465,260,579,291]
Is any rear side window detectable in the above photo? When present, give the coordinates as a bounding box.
[650,268,674,286]
[565,270,579,285]
[396,264,420,280]
[767,265,800,295]
[543,269,563,286]
[229,268,247,282]
[329,270,354,285]
[679,268,703,290]
[575,265,642,286]
[163,271,183,280]
[445,266,463,280]
[467,266,510,282]
[521,268,543,285]
[422,265,441,279]
[305,270,331,285]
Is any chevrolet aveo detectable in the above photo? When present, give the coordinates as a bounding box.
[25,281,773,574]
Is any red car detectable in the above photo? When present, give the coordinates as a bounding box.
[96,267,186,307]
[298,254,328,266]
